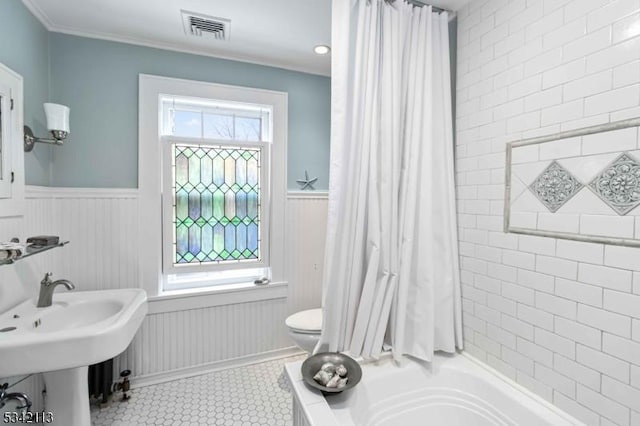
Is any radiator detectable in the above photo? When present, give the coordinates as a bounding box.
[88,358,113,405]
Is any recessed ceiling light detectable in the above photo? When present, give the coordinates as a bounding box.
[314,45,331,55]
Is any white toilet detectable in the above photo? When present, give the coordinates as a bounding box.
[285,308,322,352]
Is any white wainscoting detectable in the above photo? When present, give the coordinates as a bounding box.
[23,187,140,293]
[118,298,291,379]
[286,192,329,315]
[0,187,328,410]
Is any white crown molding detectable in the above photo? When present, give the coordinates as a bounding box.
[20,0,55,30]
[51,26,330,77]
[26,185,138,199]
[19,0,330,77]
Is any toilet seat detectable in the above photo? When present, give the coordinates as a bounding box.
[286,308,322,334]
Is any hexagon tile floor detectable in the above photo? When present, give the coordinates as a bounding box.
[90,354,306,426]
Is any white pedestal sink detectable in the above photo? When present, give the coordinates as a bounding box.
[0,289,147,426]
[42,367,90,426]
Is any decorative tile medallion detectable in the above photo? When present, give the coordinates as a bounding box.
[589,153,640,215]
[529,160,583,213]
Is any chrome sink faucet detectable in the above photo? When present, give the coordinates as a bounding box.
[36,272,75,308]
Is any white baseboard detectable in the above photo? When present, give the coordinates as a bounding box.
[130,347,305,389]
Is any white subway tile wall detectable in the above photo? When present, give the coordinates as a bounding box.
[456,0,640,424]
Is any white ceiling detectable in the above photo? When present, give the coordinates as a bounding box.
[22,0,471,77]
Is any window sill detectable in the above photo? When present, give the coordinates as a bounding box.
[148,281,288,314]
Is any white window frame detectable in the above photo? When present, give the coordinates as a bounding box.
[139,75,287,300]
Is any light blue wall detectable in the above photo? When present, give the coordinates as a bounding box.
[0,0,52,185]
[48,34,331,189]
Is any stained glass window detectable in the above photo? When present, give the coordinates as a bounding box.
[172,143,261,266]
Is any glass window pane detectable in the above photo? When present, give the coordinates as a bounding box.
[203,113,234,140]
[161,96,271,141]
[173,110,201,137]
[234,116,261,141]
[173,143,261,266]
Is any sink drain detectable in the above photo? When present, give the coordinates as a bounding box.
[0,326,16,332]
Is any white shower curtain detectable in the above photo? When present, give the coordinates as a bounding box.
[317,0,463,362]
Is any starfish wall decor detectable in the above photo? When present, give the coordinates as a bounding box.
[296,170,318,190]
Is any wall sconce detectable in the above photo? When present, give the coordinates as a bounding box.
[24,103,70,152]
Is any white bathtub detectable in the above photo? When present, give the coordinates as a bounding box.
[285,352,584,426]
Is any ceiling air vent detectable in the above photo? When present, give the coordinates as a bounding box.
[181,10,230,41]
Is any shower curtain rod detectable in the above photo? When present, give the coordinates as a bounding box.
[410,0,449,13]
[382,0,456,21]
[386,0,450,13]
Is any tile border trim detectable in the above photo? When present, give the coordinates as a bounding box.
[504,117,640,247]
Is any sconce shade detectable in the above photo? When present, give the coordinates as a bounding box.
[44,103,70,133]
